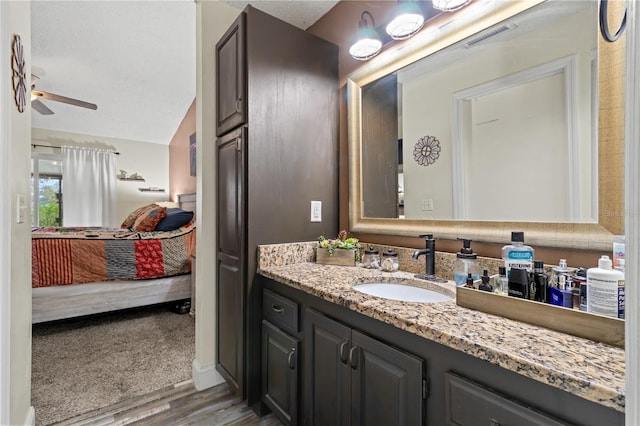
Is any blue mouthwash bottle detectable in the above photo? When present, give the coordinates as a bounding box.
[502,231,534,277]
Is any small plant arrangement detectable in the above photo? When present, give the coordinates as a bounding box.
[317,230,361,264]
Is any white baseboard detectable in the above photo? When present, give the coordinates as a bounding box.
[192,359,224,391]
[24,406,35,426]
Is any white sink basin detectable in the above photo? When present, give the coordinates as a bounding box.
[352,283,453,303]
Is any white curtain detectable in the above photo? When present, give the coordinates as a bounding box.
[62,146,117,227]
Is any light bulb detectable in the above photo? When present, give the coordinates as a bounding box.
[432,0,472,12]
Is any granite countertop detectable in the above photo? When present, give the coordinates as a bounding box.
[257,243,625,413]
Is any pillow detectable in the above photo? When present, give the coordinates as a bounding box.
[155,201,180,208]
[121,203,158,229]
[154,208,194,232]
[132,206,167,232]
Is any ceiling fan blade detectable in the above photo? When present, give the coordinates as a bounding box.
[32,99,54,115]
[31,90,97,110]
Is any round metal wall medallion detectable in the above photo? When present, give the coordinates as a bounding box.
[11,34,27,113]
[413,135,441,166]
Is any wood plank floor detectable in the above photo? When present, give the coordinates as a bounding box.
[50,380,282,426]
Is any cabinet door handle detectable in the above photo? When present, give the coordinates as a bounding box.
[235,138,242,151]
[489,418,500,426]
[235,97,242,113]
[339,340,349,364]
[287,347,296,370]
[348,346,358,370]
[271,304,284,314]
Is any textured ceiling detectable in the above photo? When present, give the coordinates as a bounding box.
[225,0,339,30]
[30,0,337,145]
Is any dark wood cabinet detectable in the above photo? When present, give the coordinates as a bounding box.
[215,5,338,407]
[216,127,246,395]
[261,277,624,426]
[262,320,299,426]
[305,309,425,426]
[216,13,246,136]
[444,372,567,426]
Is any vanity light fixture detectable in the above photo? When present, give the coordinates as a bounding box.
[349,11,382,61]
[432,0,472,12]
[386,1,425,40]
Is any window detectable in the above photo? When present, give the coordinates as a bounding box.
[31,154,63,227]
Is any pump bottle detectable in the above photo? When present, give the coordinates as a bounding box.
[454,238,480,286]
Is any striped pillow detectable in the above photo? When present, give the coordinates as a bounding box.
[132,206,167,232]
[121,203,158,229]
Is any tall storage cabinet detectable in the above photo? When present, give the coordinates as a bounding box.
[215,5,339,407]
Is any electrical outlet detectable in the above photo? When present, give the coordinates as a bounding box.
[310,201,322,222]
[421,199,434,211]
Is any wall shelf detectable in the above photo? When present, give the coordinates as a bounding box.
[119,177,146,182]
[138,187,165,192]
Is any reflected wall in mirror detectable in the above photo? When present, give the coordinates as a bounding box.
[363,1,597,222]
[348,0,624,250]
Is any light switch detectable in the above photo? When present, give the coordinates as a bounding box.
[16,194,26,224]
[310,201,322,222]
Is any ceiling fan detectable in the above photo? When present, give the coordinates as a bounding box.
[31,74,97,115]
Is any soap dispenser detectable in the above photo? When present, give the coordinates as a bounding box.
[454,238,480,286]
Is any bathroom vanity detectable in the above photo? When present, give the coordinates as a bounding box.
[257,243,624,426]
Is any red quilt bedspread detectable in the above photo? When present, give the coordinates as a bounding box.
[32,220,196,287]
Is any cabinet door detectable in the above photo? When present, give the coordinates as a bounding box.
[304,309,351,426]
[216,12,246,136]
[350,330,424,426]
[216,127,246,396]
[262,320,299,426]
[445,372,568,426]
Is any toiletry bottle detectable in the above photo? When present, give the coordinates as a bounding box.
[549,274,573,308]
[613,235,625,270]
[464,273,475,289]
[478,269,493,292]
[502,231,534,277]
[587,255,624,318]
[492,266,508,296]
[575,268,588,311]
[508,268,529,299]
[454,238,480,286]
[570,274,581,310]
[550,259,575,290]
[530,260,548,303]
[615,259,625,319]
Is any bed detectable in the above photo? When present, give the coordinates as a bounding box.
[32,192,196,323]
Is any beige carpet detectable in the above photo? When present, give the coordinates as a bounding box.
[31,303,195,425]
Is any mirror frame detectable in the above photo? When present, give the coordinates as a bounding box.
[348,0,623,250]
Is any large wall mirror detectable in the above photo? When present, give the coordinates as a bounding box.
[348,0,624,250]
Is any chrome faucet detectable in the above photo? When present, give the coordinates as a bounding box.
[412,234,446,282]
